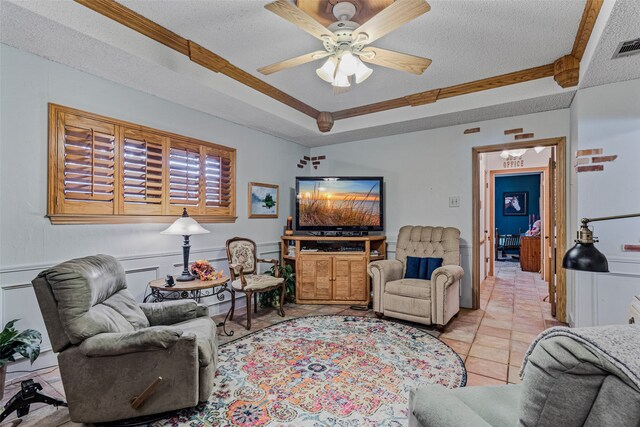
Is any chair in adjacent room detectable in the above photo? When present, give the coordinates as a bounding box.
[226,237,285,330]
[32,254,218,424]
[368,225,464,329]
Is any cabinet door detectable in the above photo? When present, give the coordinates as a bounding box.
[298,255,333,300]
[334,256,367,301]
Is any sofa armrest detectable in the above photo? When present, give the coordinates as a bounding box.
[431,265,464,326]
[196,303,210,318]
[432,265,464,289]
[409,386,492,427]
[139,299,199,325]
[368,260,404,313]
[78,326,184,357]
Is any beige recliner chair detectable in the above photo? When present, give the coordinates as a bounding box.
[32,254,218,424]
[368,226,463,328]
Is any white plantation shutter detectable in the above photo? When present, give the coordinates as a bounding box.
[168,141,202,214]
[122,129,165,215]
[49,104,236,223]
[58,114,116,214]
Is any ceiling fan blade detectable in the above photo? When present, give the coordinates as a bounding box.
[352,0,430,45]
[265,0,336,42]
[359,47,432,75]
[258,51,330,75]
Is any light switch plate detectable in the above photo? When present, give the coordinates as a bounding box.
[449,196,460,208]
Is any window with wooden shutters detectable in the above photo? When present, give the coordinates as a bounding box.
[48,104,236,224]
[55,113,116,215]
[204,147,233,214]
[168,141,203,215]
[122,129,165,215]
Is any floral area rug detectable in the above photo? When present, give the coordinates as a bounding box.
[152,316,466,426]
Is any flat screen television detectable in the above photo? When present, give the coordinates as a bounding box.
[296,176,384,232]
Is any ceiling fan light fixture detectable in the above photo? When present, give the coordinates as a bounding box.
[332,71,351,88]
[316,57,337,83]
[338,51,358,76]
[354,60,373,84]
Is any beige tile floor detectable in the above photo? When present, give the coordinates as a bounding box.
[1,262,564,426]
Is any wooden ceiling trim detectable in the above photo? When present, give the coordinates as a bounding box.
[332,64,554,121]
[438,64,555,99]
[75,0,189,56]
[572,0,604,61]
[75,0,319,119]
[332,97,409,120]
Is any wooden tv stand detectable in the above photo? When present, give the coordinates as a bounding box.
[281,235,386,305]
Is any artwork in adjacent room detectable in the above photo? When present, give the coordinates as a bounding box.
[503,191,528,216]
[249,182,279,218]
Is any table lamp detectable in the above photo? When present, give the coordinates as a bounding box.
[162,208,210,281]
[562,213,640,272]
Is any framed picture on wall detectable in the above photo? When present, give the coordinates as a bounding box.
[503,191,528,216]
[248,182,279,218]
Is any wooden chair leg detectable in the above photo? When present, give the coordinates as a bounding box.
[278,284,286,317]
[245,290,252,330]
[230,289,236,321]
[254,292,258,313]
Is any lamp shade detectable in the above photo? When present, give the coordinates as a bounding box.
[338,51,358,76]
[354,60,373,84]
[332,71,350,88]
[316,57,337,83]
[562,242,609,272]
[161,215,209,236]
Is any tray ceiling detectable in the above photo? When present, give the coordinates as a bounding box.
[1,0,634,146]
[120,0,584,112]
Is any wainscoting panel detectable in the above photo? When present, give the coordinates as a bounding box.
[573,257,640,327]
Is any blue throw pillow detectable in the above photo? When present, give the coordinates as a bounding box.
[404,256,421,279]
[426,257,443,280]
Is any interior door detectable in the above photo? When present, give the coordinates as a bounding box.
[548,150,557,317]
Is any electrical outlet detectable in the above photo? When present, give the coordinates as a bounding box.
[449,196,460,208]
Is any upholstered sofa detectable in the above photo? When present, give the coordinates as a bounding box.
[409,325,640,426]
[368,226,463,327]
[32,254,218,423]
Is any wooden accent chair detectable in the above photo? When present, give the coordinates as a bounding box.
[225,237,285,330]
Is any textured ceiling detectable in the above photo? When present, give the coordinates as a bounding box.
[0,0,634,147]
[121,0,584,112]
[580,0,640,89]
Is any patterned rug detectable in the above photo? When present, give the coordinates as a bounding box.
[153,316,466,426]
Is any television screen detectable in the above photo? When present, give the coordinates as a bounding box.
[296,177,383,231]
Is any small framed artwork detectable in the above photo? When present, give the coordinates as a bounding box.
[503,191,528,216]
[248,182,279,218]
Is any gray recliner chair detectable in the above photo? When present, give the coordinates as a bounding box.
[409,325,640,426]
[32,254,218,424]
[368,226,464,327]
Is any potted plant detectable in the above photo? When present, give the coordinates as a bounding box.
[0,319,42,399]
[259,263,296,308]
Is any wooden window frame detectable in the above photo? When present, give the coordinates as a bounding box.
[48,104,236,224]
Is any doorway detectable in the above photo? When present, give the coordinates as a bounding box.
[472,138,567,322]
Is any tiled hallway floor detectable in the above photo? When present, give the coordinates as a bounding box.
[440,261,564,385]
[1,262,564,426]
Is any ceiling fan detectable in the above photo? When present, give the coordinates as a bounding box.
[258,0,432,92]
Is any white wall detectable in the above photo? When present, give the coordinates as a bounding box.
[0,45,309,375]
[569,78,640,327]
[311,109,571,308]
